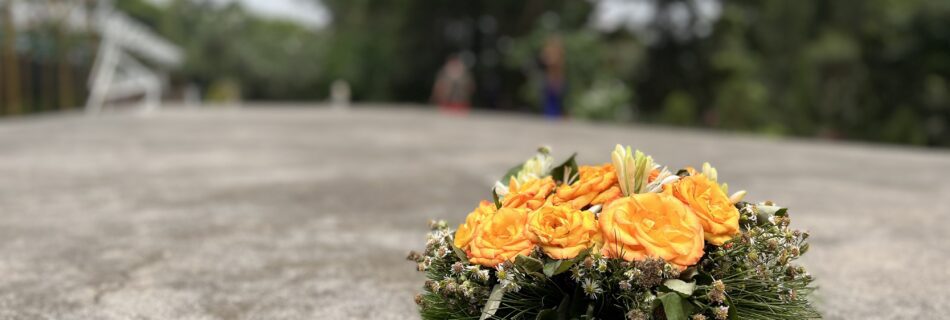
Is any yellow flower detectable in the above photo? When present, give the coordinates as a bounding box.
[502,176,556,210]
[469,207,536,266]
[526,204,601,259]
[454,200,497,252]
[599,193,705,269]
[549,164,623,210]
[665,174,740,245]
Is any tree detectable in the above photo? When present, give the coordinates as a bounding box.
[1,0,21,114]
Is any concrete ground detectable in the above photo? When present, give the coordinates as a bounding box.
[0,105,947,319]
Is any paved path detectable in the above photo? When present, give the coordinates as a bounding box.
[0,106,947,319]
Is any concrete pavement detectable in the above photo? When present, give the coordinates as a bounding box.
[0,105,947,319]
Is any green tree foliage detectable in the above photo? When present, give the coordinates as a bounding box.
[633,0,950,146]
[120,0,327,101]
[114,0,950,147]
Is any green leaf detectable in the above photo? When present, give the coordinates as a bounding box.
[492,188,502,208]
[550,153,579,185]
[774,208,789,217]
[514,254,544,273]
[499,163,524,186]
[480,284,505,320]
[724,296,739,320]
[535,309,558,320]
[754,204,787,225]
[657,292,688,320]
[556,294,571,318]
[583,304,595,319]
[691,272,714,286]
[662,279,697,297]
[543,259,575,277]
[679,266,699,281]
[452,245,468,262]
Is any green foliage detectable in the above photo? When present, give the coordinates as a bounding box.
[549,153,579,185]
[661,91,697,126]
[571,78,634,121]
[120,0,950,147]
[695,203,821,320]
[657,292,690,320]
[119,0,328,101]
[882,107,928,145]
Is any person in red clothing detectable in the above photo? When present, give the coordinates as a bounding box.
[431,54,475,114]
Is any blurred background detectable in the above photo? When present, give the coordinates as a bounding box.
[1,0,950,146]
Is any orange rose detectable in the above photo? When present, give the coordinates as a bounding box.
[469,207,536,266]
[549,164,622,210]
[599,193,705,269]
[525,204,600,259]
[665,174,740,245]
[502,176,556,210]
[454,200,497,252]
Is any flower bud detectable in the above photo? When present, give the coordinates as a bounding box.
[451,262,465,274]
[619,281,632,291]
[746,251,759,263]
[713,306,729,320]
[425,280,440,293]
[406,250,422,262]
[626,310,647,320]
[444,281,458,293]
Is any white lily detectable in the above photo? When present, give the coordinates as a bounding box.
[612,144,678,195]
[512,146,554,186]
[729,190,748,204]
[702,162,718,181]
[611,145,635,195]
[493,181,510,197]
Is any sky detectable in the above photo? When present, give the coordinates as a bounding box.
[145,0,331,29]
[591,0,721,39]
[142,0,720,36]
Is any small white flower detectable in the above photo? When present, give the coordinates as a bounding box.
[496,264,509,279]
[570,265,585,281]
[496,264,521,292]
[582,278,603,299]
[596,258,609,273]
[476,269,490,282]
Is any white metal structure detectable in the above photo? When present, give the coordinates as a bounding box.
[85,1,182,113]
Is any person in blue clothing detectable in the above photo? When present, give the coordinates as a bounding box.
[540,35,566,118]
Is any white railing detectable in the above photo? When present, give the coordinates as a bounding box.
[85,0,182,113]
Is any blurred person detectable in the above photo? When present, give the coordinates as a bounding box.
[431,54,474,114]
[540,35,566,119]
